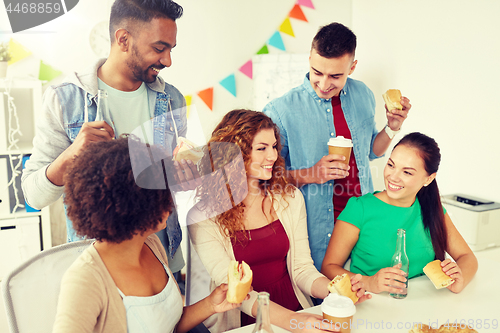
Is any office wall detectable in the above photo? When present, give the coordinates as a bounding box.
[1,0,498,204]
[351,0,500,203]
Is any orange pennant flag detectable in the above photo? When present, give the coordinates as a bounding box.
[197,87,213,111]
[279,17,295,37]
[289,4,308,22]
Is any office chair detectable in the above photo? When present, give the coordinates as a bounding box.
[1,239,93,333]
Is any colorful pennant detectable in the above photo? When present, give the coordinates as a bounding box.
[297,0,315,9]
[279,17,295,37]
[197,87,214,111]
[289,4,308,22]
[219,73,236,97]
[185,1,314,112]
[185,95,192,118]
[239,60,253,79]
[268,31,286,51]
[38,60,62,82]
[8,39,32,65]
[256,45,269,55]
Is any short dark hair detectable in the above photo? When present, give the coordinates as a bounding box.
[311,22,357,58]
[63,135,174,243]
[109,0,183,40]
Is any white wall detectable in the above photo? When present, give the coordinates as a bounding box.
[352,0,500,203]
[1,0,499,203]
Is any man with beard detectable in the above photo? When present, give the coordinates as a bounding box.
[21,0,189,275]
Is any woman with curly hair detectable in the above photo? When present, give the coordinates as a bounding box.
[187,110,369,333]
[53,136,247,333]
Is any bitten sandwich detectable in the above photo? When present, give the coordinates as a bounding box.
[172,137,204,164]
[382,89,403,111]
[226,260,253,303]
[423,260,455,289]
[327,274,359,304]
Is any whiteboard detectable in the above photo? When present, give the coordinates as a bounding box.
[252,53,310,111]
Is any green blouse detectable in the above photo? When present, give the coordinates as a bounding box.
[338,193,443,279]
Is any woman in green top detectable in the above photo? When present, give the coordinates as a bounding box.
[321,132,477,294]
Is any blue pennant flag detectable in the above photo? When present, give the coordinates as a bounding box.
[219,73,237,97]
[268,31,286,51]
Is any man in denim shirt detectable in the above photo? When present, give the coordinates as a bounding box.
[21,0,192,274]
[263,23,412,271]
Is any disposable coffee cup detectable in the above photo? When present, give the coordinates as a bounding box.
[328,136,353,165]
[321,294,356,333]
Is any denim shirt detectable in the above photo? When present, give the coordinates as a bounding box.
[263,74,381,270]
[21,59,186,259]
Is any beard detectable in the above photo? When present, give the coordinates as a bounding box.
[126,44,157,84]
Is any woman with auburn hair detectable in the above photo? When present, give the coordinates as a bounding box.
[187,110,369,333]
[53,136,248,333]
[321,132,477,295]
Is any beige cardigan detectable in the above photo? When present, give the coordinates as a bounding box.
[187,188,325,333]
[52,235,174,333]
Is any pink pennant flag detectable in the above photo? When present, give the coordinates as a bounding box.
[239,60,253,79]
[296,0,315,9]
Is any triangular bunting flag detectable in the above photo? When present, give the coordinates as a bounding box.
[279,17,295,37]
[256,45,269,55]
[197,87,213,111]
[289,4,308,22]
[8,39,32,65]
[268,31,286,51]
[219,73,236,97]
[239,60,253,79]
[185,95,192,118]
[39,60,62,82]
[297,0,315,9]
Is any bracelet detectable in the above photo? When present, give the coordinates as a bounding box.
[384,124,401,140]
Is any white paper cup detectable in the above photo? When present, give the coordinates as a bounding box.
[328,136,353,165]
[321,294,356,333]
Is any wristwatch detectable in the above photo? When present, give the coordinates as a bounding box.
[384,124,401,140]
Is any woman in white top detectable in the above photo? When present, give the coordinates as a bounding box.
[53,136,245,333]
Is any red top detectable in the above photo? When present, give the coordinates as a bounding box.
[232,220,302,326]
[332,96,362,221]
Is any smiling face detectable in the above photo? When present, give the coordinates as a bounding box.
[384,144,436,207]
[125,17,177,84]
[308,49,357,99]
[248,128,278,181]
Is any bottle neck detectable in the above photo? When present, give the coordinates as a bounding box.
[254,292,273,332]
[395,229,406,254]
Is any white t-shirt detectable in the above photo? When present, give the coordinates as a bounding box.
[97,79,152,137]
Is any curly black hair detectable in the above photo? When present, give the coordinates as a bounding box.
[63,135,174,243]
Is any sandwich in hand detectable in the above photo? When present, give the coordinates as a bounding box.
[226,260,253,304]
[172,137,204,164]
[382,89,403,111]
[327,273,359,304]
[423,260,455,289]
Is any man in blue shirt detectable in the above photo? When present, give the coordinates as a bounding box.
[263,22,412,271]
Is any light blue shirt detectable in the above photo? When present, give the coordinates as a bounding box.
[263,74,382,270]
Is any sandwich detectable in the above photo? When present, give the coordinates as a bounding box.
[408,323,477,333]
[226,260,253,304]
[408,324,435,333]
[423,260,455,289]
[327,274,359,304]
[382,89,403,111]
[172,137,204,164]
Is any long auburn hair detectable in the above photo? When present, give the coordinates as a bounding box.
[196,109,294,241]
[394,132,447,260]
